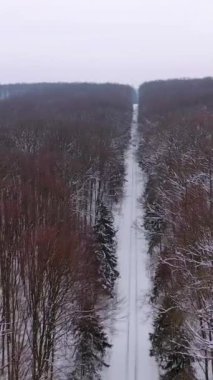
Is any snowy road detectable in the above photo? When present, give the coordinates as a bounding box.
[103,105,158,380]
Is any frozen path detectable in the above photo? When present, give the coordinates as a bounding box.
[103,105,158,380]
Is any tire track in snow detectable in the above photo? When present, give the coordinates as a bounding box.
[134,139,139,380]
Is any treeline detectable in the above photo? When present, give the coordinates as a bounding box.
[0,82,133,120]
[139,77,213,117]
[138,78,213,380]
[0,83,133,379]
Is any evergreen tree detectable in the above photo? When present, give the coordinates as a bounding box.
[150,298,195,380]
[94,201,119,297]
[71,309,111,380]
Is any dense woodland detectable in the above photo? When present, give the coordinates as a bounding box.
[1,78,212,380]
[0,83,133,379]
[138,78,213,380]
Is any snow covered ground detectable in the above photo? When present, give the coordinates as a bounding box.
[103,104,159,380]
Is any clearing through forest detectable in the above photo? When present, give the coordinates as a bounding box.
[103,104,158,380]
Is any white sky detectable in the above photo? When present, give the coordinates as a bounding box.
[1,0,213,86]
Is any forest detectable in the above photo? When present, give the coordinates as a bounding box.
[138,78,213,380]
[0,83,133,380]
[1,78,212,380]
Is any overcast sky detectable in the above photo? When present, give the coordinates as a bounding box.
[1,0,213,86]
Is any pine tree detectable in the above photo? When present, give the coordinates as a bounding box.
[150,299,195,380]
[71,309,111,380]
[94,201,119,297]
